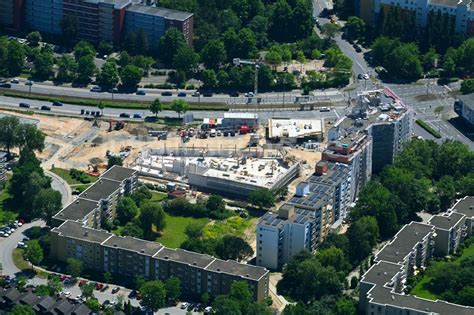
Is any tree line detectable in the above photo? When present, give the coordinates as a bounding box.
[0,116,62,224]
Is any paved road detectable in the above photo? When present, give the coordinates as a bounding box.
[0,94,344,122]
[44,169,73,206]
[3,79,344,105]
[0,220,46,277]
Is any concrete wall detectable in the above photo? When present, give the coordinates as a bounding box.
[256,225,280,270]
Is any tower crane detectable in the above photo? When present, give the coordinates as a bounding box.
[233,58,260,98]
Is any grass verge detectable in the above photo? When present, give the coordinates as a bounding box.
[0,90,228,111]
[155,213,209,248]
[0,176,18,225]
[12,248,30,270]
[416,119,442,139]
[50,167,98,185]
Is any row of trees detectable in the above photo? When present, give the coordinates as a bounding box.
[0,116,62,223]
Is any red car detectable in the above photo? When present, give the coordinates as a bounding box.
[59,275,67,282]
[78,280,87,287]
[95,283,104,290]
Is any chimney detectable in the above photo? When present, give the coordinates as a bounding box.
[315,161,328,175]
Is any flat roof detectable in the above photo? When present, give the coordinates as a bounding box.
[206,259,268,281]
[268,118,324,139]
[53,220,111,244]
[453,196,474,217]
[430,0,462,7]
[428,212,465,230]
[376,222,434,264]
[80,178,121,202]
[362,261,403,287]
[154,247,215,268]
[101,165,136,182]
[259,207,314,228]
[127,4,192,21]
[370,286,474,315]
[102,235,163,256]
[289,182,332,208]
[53,198,99,221]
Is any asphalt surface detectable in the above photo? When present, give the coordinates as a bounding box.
[44,169,73,206]
[0,94,344,122]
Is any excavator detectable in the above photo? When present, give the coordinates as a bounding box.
[108,119,125,132]
[87,164,100,177]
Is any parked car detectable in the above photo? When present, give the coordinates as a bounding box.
[245,92,254,97]
[111,287,120,294]
[128,290,137,299]
[133,113,142,119]
[90,86,101,92]
[161,91,172,96]
[52,100,63,106]
[40,105,51,111]
[0,83,11,88]
[353,44,362,53]
[204,306,213,314]
[62,291,71,297]
[25,80,34,86]
[319,107,330,112]
[363,73,370,80]
[119,113,130,118]
[136,90,146,95]
[191,91,200,97]
[10,78,19,84]
[177,92,187,97]
[108,87,119,93]
[229,91,239,97]
[19,102,30,108]
[180,302,189,309]
[357,73,363,80]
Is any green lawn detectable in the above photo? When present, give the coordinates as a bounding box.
[50,167,98,185]
[150,192,168,203]
[155,213,208,248]
[411,274,438,300]
[202,216,251,239]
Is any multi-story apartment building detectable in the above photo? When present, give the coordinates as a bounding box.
[52,165,138,228]
[428,212,466,256]
[455,93,474,127]
[256,162,352,270]
[24,0,63,35]
[357,0,474,35]
[125,4,193,48]
[359,196,474,315]
[324,88,412,191]
[0,0,193,46]
[50,220,269,301]
[256,205,318,270]
[453,196,474,235]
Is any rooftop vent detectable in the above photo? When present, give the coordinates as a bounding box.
[165,256,169,259]
[84,231,88,236]
[141,249,145,253]
[76,200,79,204]
[114,244,117,247]
[246,274,250,277]
[391,295,395,301]
[395,251,399,255]
[193,261,197,265]
[217,268,221,271]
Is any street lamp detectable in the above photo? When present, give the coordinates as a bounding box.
[233,58,260,112]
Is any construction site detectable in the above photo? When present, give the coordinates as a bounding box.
[133,147,300,198]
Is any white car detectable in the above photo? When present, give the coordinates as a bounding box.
[245,92,254,97]
[204,306,213,313]
[17,241,27,248]
[180,302,189,309]
[62,291,71,297]
[10,78,19,84]
[363,73,370,80]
